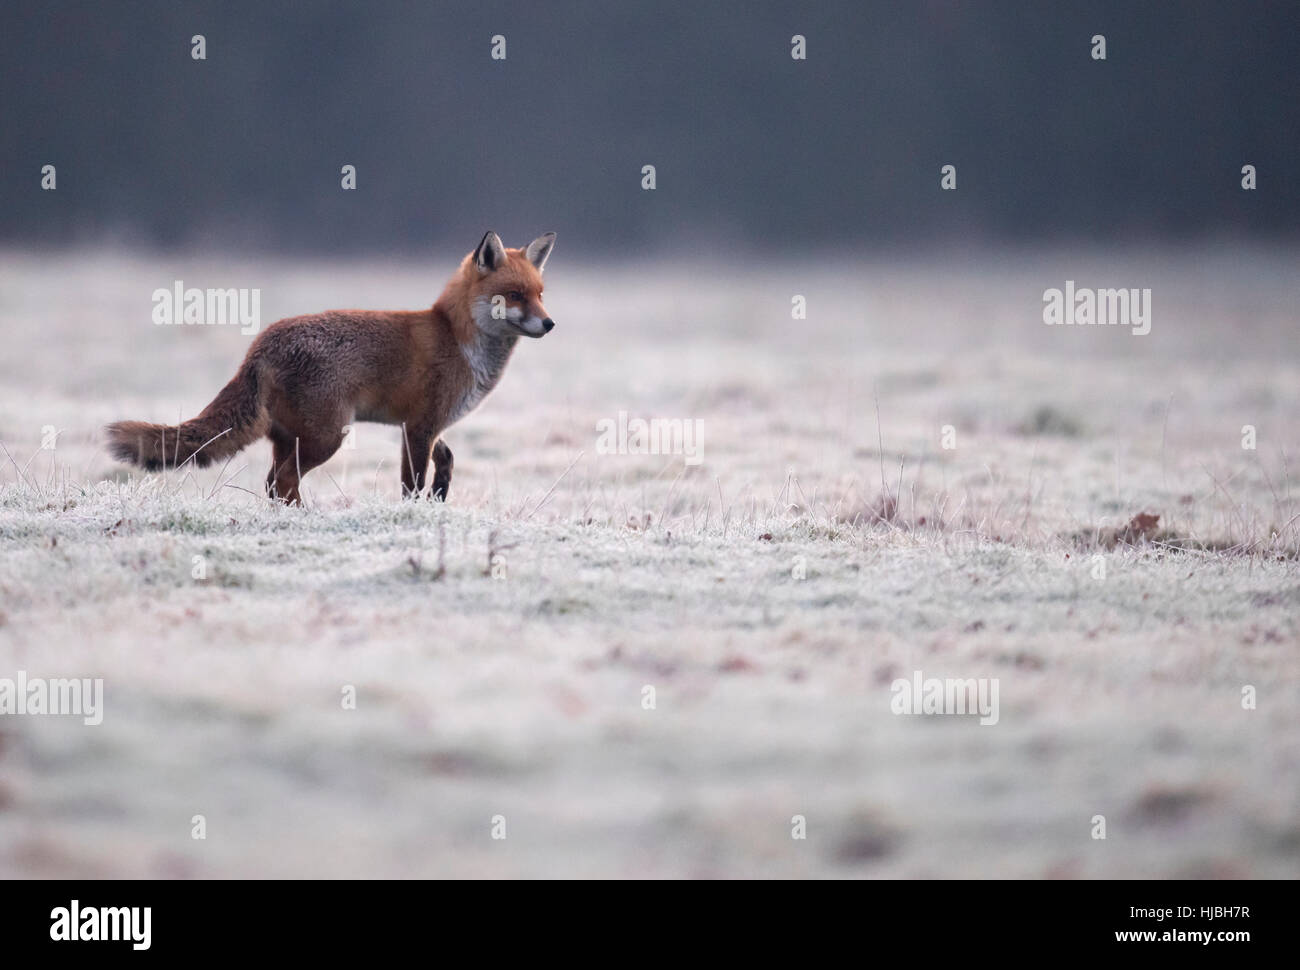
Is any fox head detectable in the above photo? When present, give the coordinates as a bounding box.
[464,230,556,339]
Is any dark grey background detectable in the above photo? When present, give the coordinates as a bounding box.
[2,0,1296,256]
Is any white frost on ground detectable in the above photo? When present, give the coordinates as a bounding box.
[0,247,1296,877]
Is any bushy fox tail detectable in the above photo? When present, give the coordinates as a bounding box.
[105,362,269,470]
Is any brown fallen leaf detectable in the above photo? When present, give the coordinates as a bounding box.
[1096,511,1162,548]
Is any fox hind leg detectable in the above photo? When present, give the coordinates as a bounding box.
[266,424,346,506]
[266,431,299,504]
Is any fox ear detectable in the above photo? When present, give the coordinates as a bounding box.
[473,231,507,274]
[525,232,556,272]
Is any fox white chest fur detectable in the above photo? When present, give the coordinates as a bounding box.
[450,326,519,426]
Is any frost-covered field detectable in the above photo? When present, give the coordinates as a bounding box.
[0,247,1297,878]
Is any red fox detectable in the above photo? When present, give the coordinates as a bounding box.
[106,231,556,504]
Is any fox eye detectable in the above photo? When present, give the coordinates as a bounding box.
[507,290,523,301]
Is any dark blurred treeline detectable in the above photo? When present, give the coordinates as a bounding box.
[1,0,1296,256]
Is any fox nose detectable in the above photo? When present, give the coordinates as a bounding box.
[542,318,555,333]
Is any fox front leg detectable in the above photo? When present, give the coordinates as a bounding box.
[430,439,454,501]
[400,424,435,498]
